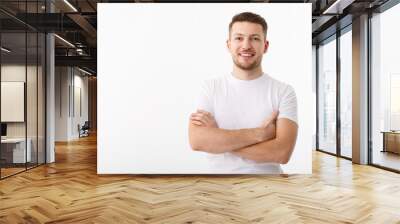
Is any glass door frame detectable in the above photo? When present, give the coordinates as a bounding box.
[316,24,353,161]
[0,1,48,180]
[368,0,400,173]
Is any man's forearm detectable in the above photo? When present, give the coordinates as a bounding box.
[232,139,288,164]
[232,119,298,164]
[189,124,275,154]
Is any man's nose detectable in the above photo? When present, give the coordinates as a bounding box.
[242,39,252,49]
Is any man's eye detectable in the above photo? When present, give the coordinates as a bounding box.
[253,37,260,41]
[235,37,242,40]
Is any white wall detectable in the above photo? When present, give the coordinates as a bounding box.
[55,66,69,141]
[71,72,89,138]
[1,65,40,138]
[55,67,89,141]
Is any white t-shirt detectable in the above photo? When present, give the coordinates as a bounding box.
[197,73,297,174]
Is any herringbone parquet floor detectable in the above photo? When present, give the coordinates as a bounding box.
[1,134,400,224]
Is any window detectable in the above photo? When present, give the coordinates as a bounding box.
[371,2,400,171]
[340,28,352,158]
[318,36,337,154]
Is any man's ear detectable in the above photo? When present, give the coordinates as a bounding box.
[264,40,269,54]
[226,39,230,50]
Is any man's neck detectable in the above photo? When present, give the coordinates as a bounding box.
[232,66,263,80]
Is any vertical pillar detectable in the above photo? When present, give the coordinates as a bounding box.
[46,0,55,163]
[352,14,369,164]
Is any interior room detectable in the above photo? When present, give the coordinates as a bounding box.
[0,0,399,223]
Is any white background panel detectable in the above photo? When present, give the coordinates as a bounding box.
[98,3,312,174]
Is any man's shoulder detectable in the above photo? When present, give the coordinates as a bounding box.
[266,74,295,93]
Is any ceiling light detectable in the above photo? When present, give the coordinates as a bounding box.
[54,34,75,48]
[1,47,11,53]
[63,0,78,12]
[78,67,93,76]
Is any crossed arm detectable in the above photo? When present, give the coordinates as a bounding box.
[188,110,298,164]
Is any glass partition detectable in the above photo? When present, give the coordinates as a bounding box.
[0,1,46,179]
[38,32,45,165]
[27,31,38,169]
[339,28,352,158]
[26,0,45,169]
[317,36,337,155]
[1,31,28,177]
[371,3,400,171]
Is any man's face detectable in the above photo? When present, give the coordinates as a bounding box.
[227,22,269,71]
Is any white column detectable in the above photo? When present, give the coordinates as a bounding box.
[46,1,55,163]
[352,14,369,164]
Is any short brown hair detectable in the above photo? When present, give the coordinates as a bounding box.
[229,12,268,38]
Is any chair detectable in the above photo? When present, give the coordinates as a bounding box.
[79,121,90,138]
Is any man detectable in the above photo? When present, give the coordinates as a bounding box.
[188,12,298,174]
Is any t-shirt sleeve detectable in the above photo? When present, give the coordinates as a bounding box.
[278,85,297,124]
[196,80,214,116]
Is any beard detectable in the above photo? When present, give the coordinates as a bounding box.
[232,55,262,71]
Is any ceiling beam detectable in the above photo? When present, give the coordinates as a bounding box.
[322,0,356,14]
[55,55,96,69]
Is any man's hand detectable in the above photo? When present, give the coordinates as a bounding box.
[188,110,280,154]
[260,110,279,129]
[231,117,298,164]
[230,110,278,158]
[257,110,279,142]
[190,109,218,128]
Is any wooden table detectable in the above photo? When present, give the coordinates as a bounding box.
[1,138,32,165]
[381,131,400,154]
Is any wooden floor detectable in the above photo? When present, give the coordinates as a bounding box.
[373,150,400,171]
[0,167,26,178]
[1,135,400,223]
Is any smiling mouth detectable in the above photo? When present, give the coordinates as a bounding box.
[238,52,255,58]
